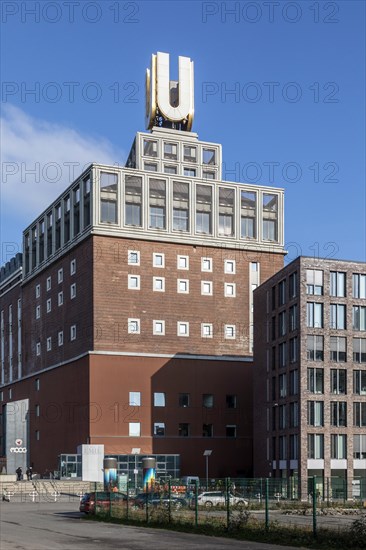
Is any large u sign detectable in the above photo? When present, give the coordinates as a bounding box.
[146,52,194,131]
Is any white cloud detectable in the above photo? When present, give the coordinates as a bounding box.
[1,104,124,233]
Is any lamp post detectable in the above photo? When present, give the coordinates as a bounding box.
[131,448,140,492]
[203,450,212,490]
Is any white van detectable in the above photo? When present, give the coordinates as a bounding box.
[181,476,200,486]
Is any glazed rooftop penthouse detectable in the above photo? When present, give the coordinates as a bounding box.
[22,53,284,279]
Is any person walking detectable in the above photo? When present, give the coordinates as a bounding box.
[26,467,33,481]
[15,466,22,481]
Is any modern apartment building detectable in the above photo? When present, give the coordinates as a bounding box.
[0,53,285,478]
[253,257,366,499]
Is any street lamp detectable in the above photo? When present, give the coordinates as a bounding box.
[131,448,140,491]
[203,450,212,490]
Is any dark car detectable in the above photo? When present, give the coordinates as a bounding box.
[79,491,128,514]
[131,493,188,510]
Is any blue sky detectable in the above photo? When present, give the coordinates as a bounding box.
[1,0,365,266]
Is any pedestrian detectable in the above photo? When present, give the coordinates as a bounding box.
[26,466,33,481]
[2,490,10,502]
[15,466,22,481]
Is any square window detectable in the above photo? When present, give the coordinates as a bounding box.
[58,331,63,346]
[163,142,177,160]
[128,318,140,334]
[177,255,189,270]
[226,395,237,408]
[46,337,52,351]
[177,322,189,337]
[36,342,41,356]
[201,323,213,338]
[164,164,177,174]
[184,167,196,177]
[46,299,51,313]
[128,275,140,290]
[70,325,76,341]
[201,281,213,295]
[183,145,197,163]
[226,425,237,438]
[203,171,216,180]
[225,283,236,297]
[128,250,140,265]
[58,291,63,306]
[153,253,165,268]
[143,139,158,157]
[179,393,190,407]
[70,259,76,275]
[251,262,258,272]
[225,325,236,339]
[177,279,189,293]
[129,391,141,406]
[35,305,41,319]
[203,423,213,437]
[46,277,51,291]
[225,260,236,274]
[178,423,190,437]
[129,422,141,437]
[203,394,214,408]
[154,422,165,436]
[144,162,158,172]
[35,284,40,298]
[203,148,216,165]
[201,258,212,272]
[153,277,165,292]
[70,283,76,299]
[154,392,166,407]
[153,320,165,335]
[58,268,63,283]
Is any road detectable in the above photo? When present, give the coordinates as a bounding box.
[0,501,306,550]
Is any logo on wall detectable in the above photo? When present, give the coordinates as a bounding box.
[10,439,27,453]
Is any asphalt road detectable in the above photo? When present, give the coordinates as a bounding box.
[0,501,306,550]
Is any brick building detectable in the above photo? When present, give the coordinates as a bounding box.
[253,257,366,499]
[0,53,285,479]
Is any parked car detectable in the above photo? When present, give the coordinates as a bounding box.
[131,493,188,510]
[79,492,128,514]
[197,491,248,508]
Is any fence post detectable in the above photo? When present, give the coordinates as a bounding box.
[145,482,149,523]
[225,478,230,530]
[195,479,198,528]
[312,476,317,538]
[265,478,269,532]
[126,479,129,521]
[168,478,172,524]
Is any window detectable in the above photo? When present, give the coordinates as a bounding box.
[184,145,196,163]
[149,179,166,229]
[46,337,52,351]
[128,319,140,334]
[153,277,165,292]
[290,434,298,460]
[70,283,76,299]
[145,162,158,171]
[330,271,346,297]
[173,181,189,232]
[129,422,141,437]
[353,306,366,331]
[225,283,236,297]
[164,164,177,175]
[279,373,287,398]
[57,268,63,283]
[307,368,324,394]
[353,273,366,299]
[177,279,189,293]
[128,250,140,265]
[279,342,287,368]
[46,277,51,291]
[201,258,212,272]
[226,425,237,438]
[201,323,213,338]
[353,434,366,459]
[226,395,237,408]
[278,280,286,306]
[331,434,347,459]
[58,291,63,306]
[307,401,324,426]
[331,401,347,426]
[129,392,141,406]
[306,302,323,328]
[70,325,76,341]
[203,424,213,437]
[354,402,366,426]
[241,190,256,238]
[289,403,299,428]
[36,342,41,356]
[35,378,40,391]
[125,175,142,227]
[143,139,157,157]
[279,311,286,336]
[153,320,165,335]
[70,259,76,275]
[184,167,196,177]
[58,331,63,346]
[306,269,323,295]
[290,337,298,363]
[203,394,214,408]
[330,304,346,329]
[279,405,286,429]
[224,325,236,339]
[179,423,190,436]
[35,305,41,320]
[35,404,40,417]
[203,148,216,165]
[289,304,298,331]
[218,187,235,236]
[179,393,190,407]
[35,284,40,298]
[308,434,324,459]
[177,255,189,270]
[201,281,213,296]
[353,370,366,395]
[262,193,278,241]
[177,322,189,337]
[203,171,215,180]
[224,260,235,274]
[163,142,177,160]
[128,275,140,290]
[353,338,366,362]
[36,430,40,441]
[154,423,165,436]
[289,272,297,299]
[196,185,212,234]
[327,339,346,367]
[152,253,164,268]
[46,299,51,313]
[154,392,166,407]
[331,369,346,395]
[307,335,324,361]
